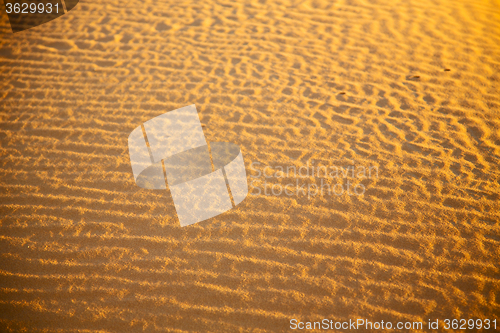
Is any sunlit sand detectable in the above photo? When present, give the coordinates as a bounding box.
[1,0,499,331]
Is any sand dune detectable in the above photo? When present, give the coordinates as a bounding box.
[1,0,499,331]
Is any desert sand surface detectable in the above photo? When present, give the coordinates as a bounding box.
[1,0,500,332]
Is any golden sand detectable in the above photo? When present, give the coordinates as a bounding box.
[1,0,499,331]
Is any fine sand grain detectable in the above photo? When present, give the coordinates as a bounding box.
[1,0,499,332]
